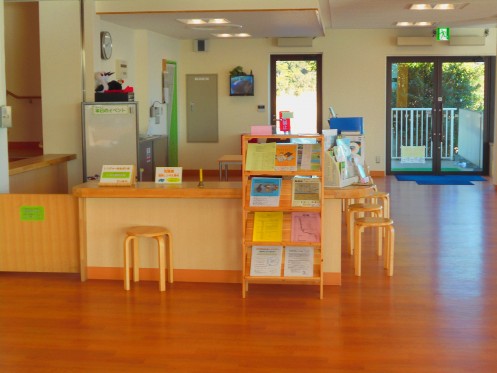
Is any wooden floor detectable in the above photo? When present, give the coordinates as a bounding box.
[1,175,497,372]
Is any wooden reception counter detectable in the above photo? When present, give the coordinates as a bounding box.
[73,181,375,285]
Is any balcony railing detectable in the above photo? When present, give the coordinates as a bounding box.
[391,108,457,160]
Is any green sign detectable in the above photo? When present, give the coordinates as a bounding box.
[20,206,45,221]
[436,27,450,41]
[101,171,131,179]
[92,105,130,115]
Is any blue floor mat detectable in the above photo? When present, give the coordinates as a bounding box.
[395,175,486,185]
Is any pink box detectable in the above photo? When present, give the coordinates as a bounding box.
[250,125,272,135]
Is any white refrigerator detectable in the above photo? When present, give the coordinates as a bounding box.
[82,102,139,182]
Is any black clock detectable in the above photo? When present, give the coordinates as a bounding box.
[100,31,112,60]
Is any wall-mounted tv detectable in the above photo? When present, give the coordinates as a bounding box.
[230,75,254,96]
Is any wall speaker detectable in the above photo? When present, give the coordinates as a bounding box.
[396,37,433,46]
[193,39,208,52]
[449,36,486,46]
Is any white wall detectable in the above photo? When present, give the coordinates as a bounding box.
[39,0,83,187]
[0,0,8,193]
[178,29,497,171]
[94,20,180,135]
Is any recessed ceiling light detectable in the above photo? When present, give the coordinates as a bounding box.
[409,3,456,10]
[213,33,233,38]
[208,18,229,24]
[415,21,434,26]
[434,4,455,10]
[410,4,432,10]
[177,18,206,25]
[396,21,434,27]
[177,18,232,25]
[212,33,252,38]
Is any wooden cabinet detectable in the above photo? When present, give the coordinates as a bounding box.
[241,134,325,299]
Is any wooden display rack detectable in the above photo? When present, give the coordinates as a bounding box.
[241,134,325,299]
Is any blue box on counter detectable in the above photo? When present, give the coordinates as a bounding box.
[328,117,363,134]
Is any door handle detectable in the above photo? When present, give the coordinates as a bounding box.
[190,102,195,112]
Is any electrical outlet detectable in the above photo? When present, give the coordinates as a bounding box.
[375,156,381,163]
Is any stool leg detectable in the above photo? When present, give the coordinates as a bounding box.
[346,208,353,255]
[156,236,166,291]
[354,224,364,276]
[132,237,140,282]
[165,233,174,283]
[374,210,383,257]
[387,226,395,276]
[123,236,133,290]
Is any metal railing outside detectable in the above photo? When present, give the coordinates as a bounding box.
[391,108,456,160]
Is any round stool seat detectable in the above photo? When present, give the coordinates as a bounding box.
[355,216,392,227]
[348,203,383,212]
[126,226,170,237]
[346,203,383,255]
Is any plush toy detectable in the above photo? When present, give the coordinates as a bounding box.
[95,71,127,93]
[95,72,113,92]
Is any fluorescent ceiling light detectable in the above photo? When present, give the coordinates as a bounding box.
[177,18,206,25]
[409,3,456,10]
[177,18,232,25]
[415,21,434,26]
[208,18,229,24]
[434,4,455,10]
[212,33,252,38]
[410,4,432,10]
[396,21,434,27]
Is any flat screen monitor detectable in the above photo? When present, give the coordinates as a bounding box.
[230,75,254,96]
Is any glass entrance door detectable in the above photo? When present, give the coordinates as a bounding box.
[387,57,490,174]
[389,60,435,172]
[440,60,486,173]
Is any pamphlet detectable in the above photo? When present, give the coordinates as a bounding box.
[155,167,182,184]
[252,212,283,242]
[250,246,283,276]
[284,246,314,277]
[299,144,321,171]
[250,177,282,207]
[291,212,321,242]
[292,177,321,207]
[245,142,277,171]
[274,144,298,171]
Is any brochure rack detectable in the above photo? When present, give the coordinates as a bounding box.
[241,134,325,299]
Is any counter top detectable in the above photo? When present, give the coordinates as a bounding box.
[73,181,375,199]
[9,154,77,176]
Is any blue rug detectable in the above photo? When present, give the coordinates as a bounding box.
[395,175,486,185]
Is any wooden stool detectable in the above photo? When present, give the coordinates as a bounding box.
[367,191,390,219]
[353,217,395,276]
[346,203,383,255]
[123,226,173,291]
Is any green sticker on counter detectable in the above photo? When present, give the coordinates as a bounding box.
[20,206,45,221]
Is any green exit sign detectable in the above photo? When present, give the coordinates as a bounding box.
[436,27,450,41]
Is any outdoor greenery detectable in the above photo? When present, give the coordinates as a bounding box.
[392,62,485,111]
[276,61,317,96]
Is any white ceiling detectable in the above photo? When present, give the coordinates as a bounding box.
[98,0,497,39]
